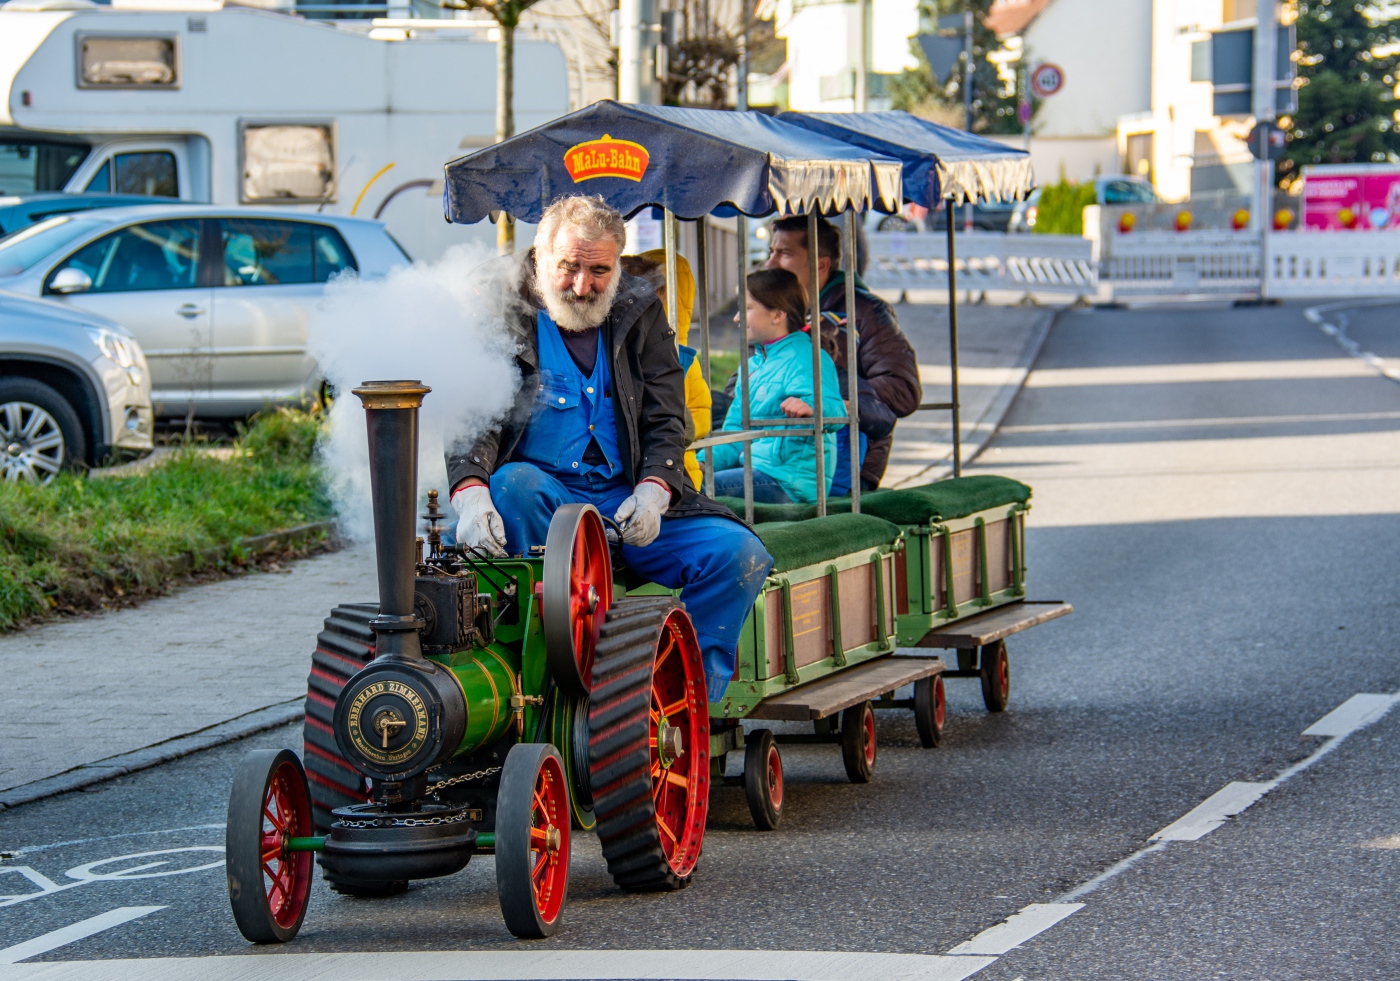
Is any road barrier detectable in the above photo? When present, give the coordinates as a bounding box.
[865,232,1096,298]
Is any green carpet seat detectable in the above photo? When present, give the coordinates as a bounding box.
[718,475,1031,528]
[752,513,903,573]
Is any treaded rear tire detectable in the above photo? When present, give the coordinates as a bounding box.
[588,596,708,892]
[302,603,408,898]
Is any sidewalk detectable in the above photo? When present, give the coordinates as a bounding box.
[0,303,1055,810]
[0,544,376,807]
[882,301,1057,488]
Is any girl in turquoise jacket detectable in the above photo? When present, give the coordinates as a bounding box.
[712,269,847,504]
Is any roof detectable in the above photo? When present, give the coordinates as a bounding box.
[985,0,1053,38]
[9,203,386,229]
[443,100,903,224]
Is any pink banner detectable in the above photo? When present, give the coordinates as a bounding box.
[1302,169,1400,230]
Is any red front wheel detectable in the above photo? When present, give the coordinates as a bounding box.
[496,743,571,938]
[227,749,314,943]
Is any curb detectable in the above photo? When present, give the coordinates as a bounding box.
[0,699,305,811]
[160,519,339,577]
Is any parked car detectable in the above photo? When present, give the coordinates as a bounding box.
[0,193,177,238]
[1009,176,1162,233]
[0,205,410,419]
[0,289,152,482]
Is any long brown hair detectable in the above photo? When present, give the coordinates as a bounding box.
[745,268,808,334]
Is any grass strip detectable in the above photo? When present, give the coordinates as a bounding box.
[0,407,332,631]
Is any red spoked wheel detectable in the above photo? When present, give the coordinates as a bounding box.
[227,749,314,943]
[840,700,877,784]
[543,504,614,696]
[914,672,947,748]
[590,597,710,890]
[496,743,571,938]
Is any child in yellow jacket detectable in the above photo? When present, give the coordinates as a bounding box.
[623,250,713,492]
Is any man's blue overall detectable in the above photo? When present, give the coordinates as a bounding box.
[492,311,772,702]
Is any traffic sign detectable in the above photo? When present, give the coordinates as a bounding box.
[1030,63,1064,98]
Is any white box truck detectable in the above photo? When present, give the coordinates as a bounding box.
[0,0,570,259]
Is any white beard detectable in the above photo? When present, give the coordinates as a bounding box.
[535,253,621,332]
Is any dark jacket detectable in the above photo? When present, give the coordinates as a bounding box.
[817,272,921,487]
[446,250,738,523]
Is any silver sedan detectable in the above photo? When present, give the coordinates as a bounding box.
[0,204,409,419]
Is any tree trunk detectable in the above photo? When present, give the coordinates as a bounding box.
[496,20,516,255]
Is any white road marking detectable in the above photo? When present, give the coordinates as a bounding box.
[0,847,224,908]
[0,949,995,981]
[947,903,1084,956]
[1150,782,1273,842]
[1303,302,1400,386]
[0,907,165,965]
[7,824,224,858]
[1302,693,1399,737]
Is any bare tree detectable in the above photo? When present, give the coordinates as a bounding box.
[441,0,545,252]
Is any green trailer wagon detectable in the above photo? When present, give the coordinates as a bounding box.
[223,102,1070,947]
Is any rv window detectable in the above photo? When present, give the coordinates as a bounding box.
[0,140,89,194]
[220,219,314,286]
[79,36,178,88]
[114,152,178,197]
[241,125,334,203]
[55,219,201,293]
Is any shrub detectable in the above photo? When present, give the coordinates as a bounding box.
[1034,180,1097,235]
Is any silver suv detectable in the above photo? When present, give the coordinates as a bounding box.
[0,204,409,419]
[0,290,153,482]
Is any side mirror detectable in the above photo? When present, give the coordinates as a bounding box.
[50,268,92,295]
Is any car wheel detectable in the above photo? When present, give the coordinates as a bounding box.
[0,378,87,484]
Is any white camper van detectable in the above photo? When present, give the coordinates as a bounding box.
[0,1,570,260]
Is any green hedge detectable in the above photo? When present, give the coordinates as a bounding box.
[1033,179,1097,235]
[0,407,332,630]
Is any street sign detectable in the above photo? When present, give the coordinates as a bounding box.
[1030,63,1064,98]
[917,33,965,85]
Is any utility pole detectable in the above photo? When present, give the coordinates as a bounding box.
[618,0,645,103]
[963,5,974,232]
[855,0,869,111]
[737,20,749,110]
[1252,0,1277,298]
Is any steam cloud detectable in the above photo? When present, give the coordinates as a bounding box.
[309,244,522,541]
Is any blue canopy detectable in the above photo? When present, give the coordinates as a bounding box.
[777,110,1035,207]
[443,101,902,224]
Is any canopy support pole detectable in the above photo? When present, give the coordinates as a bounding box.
[844,209,861,513]
[946,204,962,478]
[808,211,826,518]
[737,214,754,525]
[696,217,714,499]
[663,208,679,339]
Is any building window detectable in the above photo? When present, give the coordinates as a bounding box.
[240,124,335,203]
[1190,40,1211,82]
[77,35,179,88]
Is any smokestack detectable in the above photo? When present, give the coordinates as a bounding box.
[353,379,431,660]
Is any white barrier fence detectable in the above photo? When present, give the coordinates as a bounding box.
[868,228,1400,302]
[864,232,1096,297]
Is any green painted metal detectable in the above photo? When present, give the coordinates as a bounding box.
[286,836,325,852]
[939,524,958,620]
[475,832,495,849]
[871,552,888,649]
[1009,507,1025,596]
[975,517,992,607]
[826,563,847,667]
[780,579,800,685]
[443,645,518,755]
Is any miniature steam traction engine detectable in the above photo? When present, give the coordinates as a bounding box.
[226,379,710,943]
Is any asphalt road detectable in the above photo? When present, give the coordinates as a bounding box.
[3,300,1399,979]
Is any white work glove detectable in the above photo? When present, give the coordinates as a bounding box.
[613,479,671,547]
[451,484,507,557]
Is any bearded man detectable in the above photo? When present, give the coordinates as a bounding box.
[447,194,772,703]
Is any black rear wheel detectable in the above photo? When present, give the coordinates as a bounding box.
[743,729,783,831]
[588,597,709,891]
[840,700,876,784]
[980,640,1010,713]
[914,674,946,748]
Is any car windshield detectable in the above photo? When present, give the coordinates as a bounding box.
[0,140,90,195]
[0,216,106,278]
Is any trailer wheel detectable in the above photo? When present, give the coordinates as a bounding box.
[543,503,613,696]
[980,640,1009,713]
[589,597,709,891]
[840,700,877,784]
[227,749,314,944]
[743,729,784,830]
[496,743,571,938]
[913,674,947,748]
